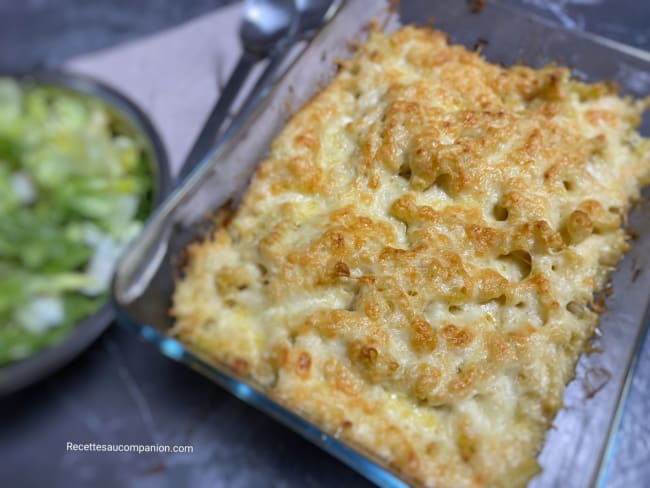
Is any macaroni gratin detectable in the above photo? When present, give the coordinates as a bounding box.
[172,26,650,487]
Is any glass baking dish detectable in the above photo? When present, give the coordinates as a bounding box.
[112,1,650,486]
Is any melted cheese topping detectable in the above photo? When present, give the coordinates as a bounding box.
[172,26,650,487]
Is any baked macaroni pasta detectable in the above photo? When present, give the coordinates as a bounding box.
[172,26,650,487]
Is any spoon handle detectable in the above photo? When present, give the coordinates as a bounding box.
[233,49,286,122]
[177,52,258,183]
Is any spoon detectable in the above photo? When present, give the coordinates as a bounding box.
[235,0,343,114]
[178,0,297,182]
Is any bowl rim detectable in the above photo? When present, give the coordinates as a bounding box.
[0,69,172,396]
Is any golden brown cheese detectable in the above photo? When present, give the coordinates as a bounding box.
[171,26,650,487]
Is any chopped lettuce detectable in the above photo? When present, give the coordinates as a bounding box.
[0,78,152,365]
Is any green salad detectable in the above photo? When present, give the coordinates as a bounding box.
[0,78,152,365]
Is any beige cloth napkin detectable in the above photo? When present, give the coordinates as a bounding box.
[67,4,245,174]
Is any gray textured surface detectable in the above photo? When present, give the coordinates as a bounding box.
[0,1,649,487]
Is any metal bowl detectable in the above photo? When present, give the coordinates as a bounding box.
[0,70,171,396]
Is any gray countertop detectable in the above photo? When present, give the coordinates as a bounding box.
[1,1,649,487]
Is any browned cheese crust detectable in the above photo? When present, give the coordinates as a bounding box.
[172,26,650,487]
